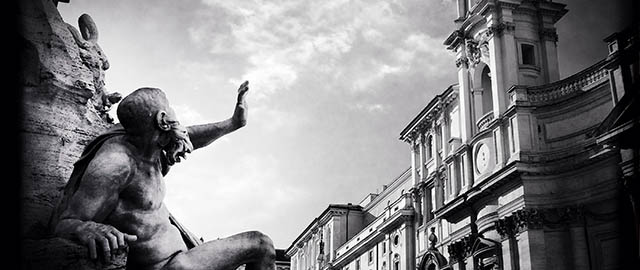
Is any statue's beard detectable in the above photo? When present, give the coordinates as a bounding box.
[162,127,194,166]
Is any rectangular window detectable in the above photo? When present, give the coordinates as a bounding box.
[450,107,460,139]
[431,188,437,214]
[356,259,360,270]
[368,250,374,263]
[382,242,386,254]
[521,44,535,65]
[425,187,433,221]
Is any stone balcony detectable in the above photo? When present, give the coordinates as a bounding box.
[508,59,609,106]
[476,111,494,131]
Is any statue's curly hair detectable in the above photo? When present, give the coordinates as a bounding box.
[116,87,170,134]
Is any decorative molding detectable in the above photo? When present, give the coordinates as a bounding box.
[486,22,515,38]
[455,57,469,69]
[495,208,543,239]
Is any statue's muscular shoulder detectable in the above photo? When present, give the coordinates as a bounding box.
[85,136,137,189]
[94,136,167,211]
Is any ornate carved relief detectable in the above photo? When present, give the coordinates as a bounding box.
[494,206,610,239]
[495,208,543,239]
[464,39,490,69]
[486,22,516,38]
[446,233,500,269]
[456,57,469,69]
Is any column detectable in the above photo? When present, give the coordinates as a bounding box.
[443,116,451,157]
[493,127,504,166]
[472,88,484,124]
[463,150,473,187]
[419,134,427,181]
[569,225,589,269]
[413,188,423,227]
[435,125,443,166]
[410,142,419,186]
[451,160,459,197]
[457,54,474,143]
[486,15,509,117]
[500,236,518,270]
[423,186,431,224]
[540,26,561,83]
[435,175,444,210]
[403,223,416,270]
[517,229,546,270]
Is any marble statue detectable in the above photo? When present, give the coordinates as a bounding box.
[50,81,276,270]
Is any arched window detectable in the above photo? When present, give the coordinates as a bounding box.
[481,65,493,115]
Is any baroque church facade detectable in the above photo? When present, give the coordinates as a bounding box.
[287,0,639,270]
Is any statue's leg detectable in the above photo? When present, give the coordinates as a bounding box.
[162,231,275,270]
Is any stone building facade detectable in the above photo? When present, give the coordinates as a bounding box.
[286,171,418,270]
[288,0,638,269]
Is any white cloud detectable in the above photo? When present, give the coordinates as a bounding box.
[187,0,454,100]
[251,105,305,133]
[350,103,388,113]
[164,152,309,244]
[173,104,208,126]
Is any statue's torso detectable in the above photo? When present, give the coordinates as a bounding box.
[100,137,187,267]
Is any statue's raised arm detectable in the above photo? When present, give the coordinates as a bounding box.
[187,81,249,151]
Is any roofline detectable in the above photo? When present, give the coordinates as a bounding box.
[362,167,412,212]
[399,84,458,141]
[285,204,363,255]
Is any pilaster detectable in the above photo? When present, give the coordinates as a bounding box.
[419,134,428,181]
[411,142,419,186]
[457,61,473,143]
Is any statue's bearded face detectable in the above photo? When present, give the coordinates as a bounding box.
[161,117,194,166]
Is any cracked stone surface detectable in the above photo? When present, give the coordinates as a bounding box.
[19,0,126,268]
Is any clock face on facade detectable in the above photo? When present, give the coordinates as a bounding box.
[475,143,490,174]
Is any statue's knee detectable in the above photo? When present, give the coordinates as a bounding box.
[245,231,275,257]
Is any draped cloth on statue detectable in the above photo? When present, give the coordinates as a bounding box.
[49,124,203,248]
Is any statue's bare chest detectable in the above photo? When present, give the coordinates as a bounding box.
[120,163,165,211]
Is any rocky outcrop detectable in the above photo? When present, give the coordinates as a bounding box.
[19,0,124,268]
[22,238,128,270]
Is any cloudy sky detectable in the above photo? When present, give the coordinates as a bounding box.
[58,0,632,249]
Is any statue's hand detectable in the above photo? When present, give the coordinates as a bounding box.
[237,80,249,105]
[233,80,249,127]
[75,221,137,261]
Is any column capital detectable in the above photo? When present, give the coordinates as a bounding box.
[495,208,544,239]
[486,22,515,38]
[455,57,469,69]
